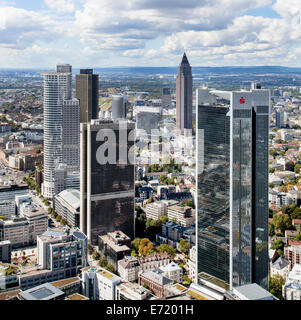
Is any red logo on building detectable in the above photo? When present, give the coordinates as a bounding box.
[240,97,245,104]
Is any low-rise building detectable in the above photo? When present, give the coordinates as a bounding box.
[284,244,301,268]
[82,266,121,300]
[19,229,87,291]
[98,231,131,270]
[138,268,173,299]
[18,282,65,300]
[283,264,301,300]
[54,189,80,228]
[270,257,291,281]
[160,262,183,283]
[115,282,150,300]
[167,205,195,227]
[145,201,167,220]
[118,253,170,282]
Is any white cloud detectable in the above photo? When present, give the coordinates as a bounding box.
[0,6,74,49]
[44,0,75,13]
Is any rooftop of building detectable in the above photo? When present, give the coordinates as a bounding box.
[160,262,182,272]
[50,277,81,289]
[65,293,89,301]
[231,283,277,300]
[167,205,191,212]
[272,257,290,270]
[82,266,120,282]
[56,189,80,211]
[119,252,169,269]
[99,231,131,252]
[117,281,150,296]
[18,283,64,300]
[139,268,173,286]
[0,289,21,300]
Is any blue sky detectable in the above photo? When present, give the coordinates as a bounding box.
[1,0,301,68]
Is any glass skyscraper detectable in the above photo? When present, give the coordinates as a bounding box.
[80,120,135,245]
[197,88,269,290]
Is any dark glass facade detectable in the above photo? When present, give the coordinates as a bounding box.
[197,105,230,283]
[197,91,269,290]
[76,69,99,123]
[80,121,135,245]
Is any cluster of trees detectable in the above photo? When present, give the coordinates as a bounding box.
[135,209,168,240]
[269,275,285,299]
[23,174,41,194]
[147,160,182,174]
[159,175,177,185]
[48,207,68,226]
[271,239,285,256]
[285,160,301,174]
[88,245,116,274]
[131,238,177,259]
[270,203,301,237]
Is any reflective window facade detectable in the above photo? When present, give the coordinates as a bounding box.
[80,121,135,245]
[197,90,269,290]
[197,105,230,283]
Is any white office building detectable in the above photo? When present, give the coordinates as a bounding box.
[82,267,121,300]
[42,64,79,199]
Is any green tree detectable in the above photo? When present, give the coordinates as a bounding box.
[286,161,295,172]
[147,196,154,204]
[272,214,292,234]
[269,223,275,237]
[131,238,141,251]
[294,233,301,241]
[105,264,116,274]
[295,163,301,174]
[269,275,285,299]
[179,240,190,255]
[88,244,94,255]
[131,250,137,257]
[159,216,168,224]
[183,275,192,285]
[98,257,108,268]
[156,244,176,259]
[271,239,285,256]
[92,251,101,260]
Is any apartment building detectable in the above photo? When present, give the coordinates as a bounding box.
[118,253,170,282]
[82,267,121,300]
[145,201,167,220]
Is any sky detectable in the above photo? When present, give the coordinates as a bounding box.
[1,0,301,68]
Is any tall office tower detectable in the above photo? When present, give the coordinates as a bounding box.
[80,119,135,245]
[197,88,270,290]
[112,95,127,120]
[176,53,193,134]
[275,110,285,128]
[76,69,99,123]
[43,64,77,199]
[62,99,80,170]
[162,87,171,108]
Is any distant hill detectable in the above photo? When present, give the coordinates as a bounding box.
[2,66,301,75]
[90,66,301,75]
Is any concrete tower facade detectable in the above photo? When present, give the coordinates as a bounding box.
[43,64,79,199]
[176,53,193,134]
